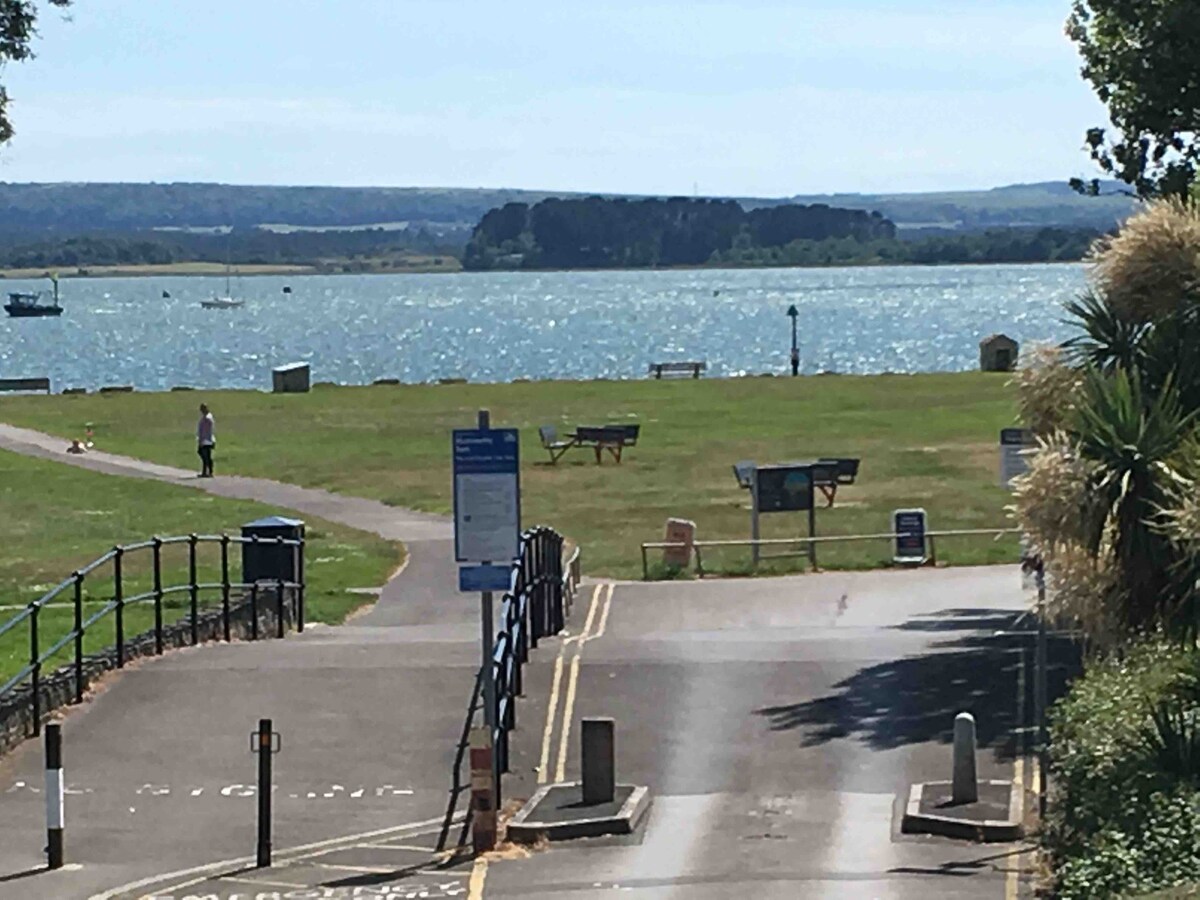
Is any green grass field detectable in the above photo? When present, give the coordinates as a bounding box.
[0,373,1020,579]
[0,450,402,687]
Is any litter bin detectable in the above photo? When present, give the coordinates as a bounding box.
[241,515,305,585]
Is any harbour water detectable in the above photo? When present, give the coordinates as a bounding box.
[0,263,1086,391]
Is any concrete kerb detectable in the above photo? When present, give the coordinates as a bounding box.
[901,779,1023,842]
[506,782,651,843]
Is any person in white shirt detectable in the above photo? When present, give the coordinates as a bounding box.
[196,403,216,477]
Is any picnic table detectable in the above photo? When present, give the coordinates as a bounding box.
[539,423,640,464]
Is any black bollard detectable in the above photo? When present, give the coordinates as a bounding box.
[582,718,615,805]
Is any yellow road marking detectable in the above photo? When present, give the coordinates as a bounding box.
[556,651,582,783]
[1006,645,1029,900]
[468,857,489,899]
[595,582,614,638]
[554,583,607,782]
[538,649,567,784]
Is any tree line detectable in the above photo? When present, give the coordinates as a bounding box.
[463,196,897,270]
[0,225,469,270]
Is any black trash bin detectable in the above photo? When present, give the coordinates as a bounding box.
[241,515,305,585]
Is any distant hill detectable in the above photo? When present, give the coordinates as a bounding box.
[775,181,1138,233]
[0,180,1140,235]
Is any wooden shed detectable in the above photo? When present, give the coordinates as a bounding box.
[979,334,1019,372]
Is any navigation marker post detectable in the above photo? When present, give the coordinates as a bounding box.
[453,410,521,852]
[787,304,800,376]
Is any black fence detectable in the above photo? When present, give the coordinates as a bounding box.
[0,533,305,741]
[490,527,580,799]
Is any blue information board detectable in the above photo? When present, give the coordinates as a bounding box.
[458,564,513,592]
[452,429,521,565]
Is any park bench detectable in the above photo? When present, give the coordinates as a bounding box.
[539,423,640,464]
[648,361,706,380]
[0,377,50,394]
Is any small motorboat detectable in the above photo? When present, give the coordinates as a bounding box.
[5,275,63,317]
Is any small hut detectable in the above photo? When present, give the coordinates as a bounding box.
[979,334,1019,372]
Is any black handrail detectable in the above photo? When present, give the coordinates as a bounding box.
[0,533,306,737]
[486,526,581,805]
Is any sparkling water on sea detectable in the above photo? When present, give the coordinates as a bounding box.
[0,263,1086,391]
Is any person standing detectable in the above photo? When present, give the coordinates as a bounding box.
[197,403,216,477]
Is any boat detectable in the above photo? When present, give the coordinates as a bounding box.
[5,275,63,317]
[200,296,245,309]
[200,235,244,309]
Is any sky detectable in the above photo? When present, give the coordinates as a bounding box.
[0,0,1110,197]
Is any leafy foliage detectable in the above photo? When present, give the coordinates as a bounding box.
[0,1,71,144]
[1047,643,1200,898]
[1066,1,1200,198]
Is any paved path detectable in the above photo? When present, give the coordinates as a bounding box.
[0,423,485,899]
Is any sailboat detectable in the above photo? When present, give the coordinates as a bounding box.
[200,232,245,309]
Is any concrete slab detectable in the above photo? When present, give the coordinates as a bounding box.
[508,782,650,842]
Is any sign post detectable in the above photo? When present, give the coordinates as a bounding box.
[787,304,799,376]
[753,464,817,568]
[453,410,520,853]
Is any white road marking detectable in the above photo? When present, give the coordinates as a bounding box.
[89,814,462,900]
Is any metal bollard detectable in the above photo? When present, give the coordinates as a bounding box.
[45,723,64,869]
[252,719,280,867]
[952,712,979,804]
[582,718,616,806]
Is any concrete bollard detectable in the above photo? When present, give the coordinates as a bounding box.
[582,718,615,805]
[952,712,978,804]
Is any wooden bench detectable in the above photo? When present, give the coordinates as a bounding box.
[648,361,706,380]
[539,423,640,464]
[0,377,50,394]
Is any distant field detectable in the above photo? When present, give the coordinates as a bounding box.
[0,373,1020,579]
[0,449,402,687]
[0,254,461,279]
[0,262,317,279]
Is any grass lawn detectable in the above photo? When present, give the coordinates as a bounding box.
[0,449,402,687]
[0,373,1019,579]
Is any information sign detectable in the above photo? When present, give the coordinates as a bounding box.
[755,465,814,513]
[458,564,513,593]
[894,508,928,564]
[1000,427,1035,489]
[452,428,520,564]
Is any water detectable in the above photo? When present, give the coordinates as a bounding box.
[0,263,1086,391]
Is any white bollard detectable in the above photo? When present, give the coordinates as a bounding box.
[952,712,978,804]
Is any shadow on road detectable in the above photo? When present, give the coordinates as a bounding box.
[756,609,1081,757]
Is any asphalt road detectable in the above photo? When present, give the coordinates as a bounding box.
[484,566,1048,900]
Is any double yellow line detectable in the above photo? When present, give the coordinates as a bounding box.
[539,582,614,785]
[469,583,615,899]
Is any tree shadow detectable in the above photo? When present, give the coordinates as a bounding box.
[756,608,1082,758]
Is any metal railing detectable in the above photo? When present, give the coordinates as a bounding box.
[640,527,1020,579]
[488,527,579,804]
[0,534,305,736]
